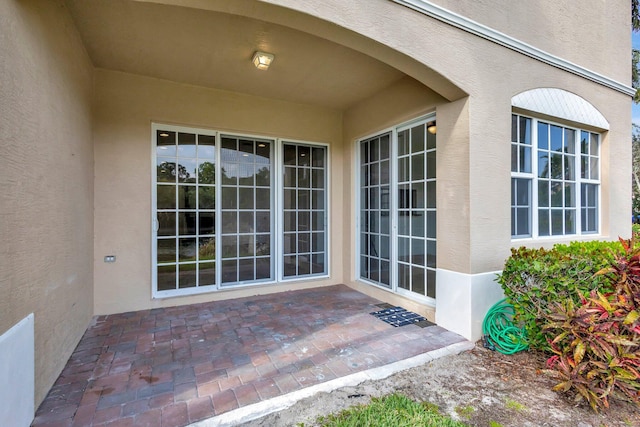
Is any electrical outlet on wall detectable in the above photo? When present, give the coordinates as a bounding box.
[104,255,116,263]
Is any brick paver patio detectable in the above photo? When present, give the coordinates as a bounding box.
[32,285,468,426]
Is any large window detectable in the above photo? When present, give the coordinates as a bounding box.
[152,124,328,297]
[282,143,328,278]
[359,133,391,288]
[396,123,437,299]
[155,130,218,292]
[511,114,600,239]
[219,136,273,285]
[358,116,437,302]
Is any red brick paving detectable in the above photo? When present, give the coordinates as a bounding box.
[32,285,466,427]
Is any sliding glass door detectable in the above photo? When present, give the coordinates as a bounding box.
[396,122,437,299]
[155,129,219,292]
[282,143,328,278]
[359,133,391,288]
[219,135,274,286]
[152,124,328,297]
[358,117,437,301]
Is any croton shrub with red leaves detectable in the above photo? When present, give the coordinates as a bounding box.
[542,237,640,411]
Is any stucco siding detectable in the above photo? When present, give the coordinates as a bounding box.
[426,0,631,84]
[93,69,344,315]
[91,0,632,309]
[0,0,629,385]
[342,77,449,285]
[0,0,94,407]
[325,0,632,273]
[465,68,631,273]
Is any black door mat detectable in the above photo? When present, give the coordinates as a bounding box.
[370,306,435,328]
[414,319,436,328]
[374,302,395,309]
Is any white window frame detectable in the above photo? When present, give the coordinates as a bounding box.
[356,125,398,296]
[510,114,601,241]
[355,113,437,307]
[151,123,330,298]
[217,132,277,288]
[278,138,331,282]
[579,130,600,234]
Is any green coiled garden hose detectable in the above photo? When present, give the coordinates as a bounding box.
[482,299,529,355]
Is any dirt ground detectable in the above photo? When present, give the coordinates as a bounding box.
[240,343,640,427]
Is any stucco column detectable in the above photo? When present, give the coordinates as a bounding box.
[435,97,471,273]
[436,95,507,341]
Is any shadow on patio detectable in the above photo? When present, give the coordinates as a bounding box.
[32,285,471,427]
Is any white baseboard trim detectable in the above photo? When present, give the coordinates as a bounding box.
[0,314,35,427]
[435,269,504,341]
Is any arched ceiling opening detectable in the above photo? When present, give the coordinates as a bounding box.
[65,0,465,110]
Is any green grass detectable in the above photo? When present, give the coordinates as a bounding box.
[505,398,527,412]
[309,393,468,427]
[454,405,474,419]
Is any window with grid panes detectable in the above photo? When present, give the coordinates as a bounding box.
[358,117,436,301]
[282,143,328,278]
[153,124,328,297]
[510,114,600,238]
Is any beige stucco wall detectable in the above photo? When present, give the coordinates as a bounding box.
[94,0,632,313]
[430,0,630,84]
[451,45,632,273]
[0,0,631,412]
[462,46,631,273]
[343,77,446,141]
[306,0,631,275]
[340,77,447,319]
[0,0,94,407]
[93,69,344,314]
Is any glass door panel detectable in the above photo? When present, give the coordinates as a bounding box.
[396,122,436,299]
[220,136,274,286]
[282,143,327,278]
[154,126,329,296]
[359,133,391,288]
[154,129,217,292]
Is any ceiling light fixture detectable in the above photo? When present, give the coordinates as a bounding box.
[159,132,169,137]
[252,51,274,70]
[427,121,437,134]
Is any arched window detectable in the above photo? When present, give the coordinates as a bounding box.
[510,89,607,239]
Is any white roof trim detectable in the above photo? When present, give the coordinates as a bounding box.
[512,88,609,130]
[392,0,635,97]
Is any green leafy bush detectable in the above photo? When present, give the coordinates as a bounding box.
[541,238,640,411]
[497,240,622,350]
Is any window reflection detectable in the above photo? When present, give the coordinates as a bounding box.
[282,142,327,278]
[219,136,274,285]
[156,129,217,291]
[155,128,327,292]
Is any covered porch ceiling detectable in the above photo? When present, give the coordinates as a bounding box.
[65,0,419,111]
